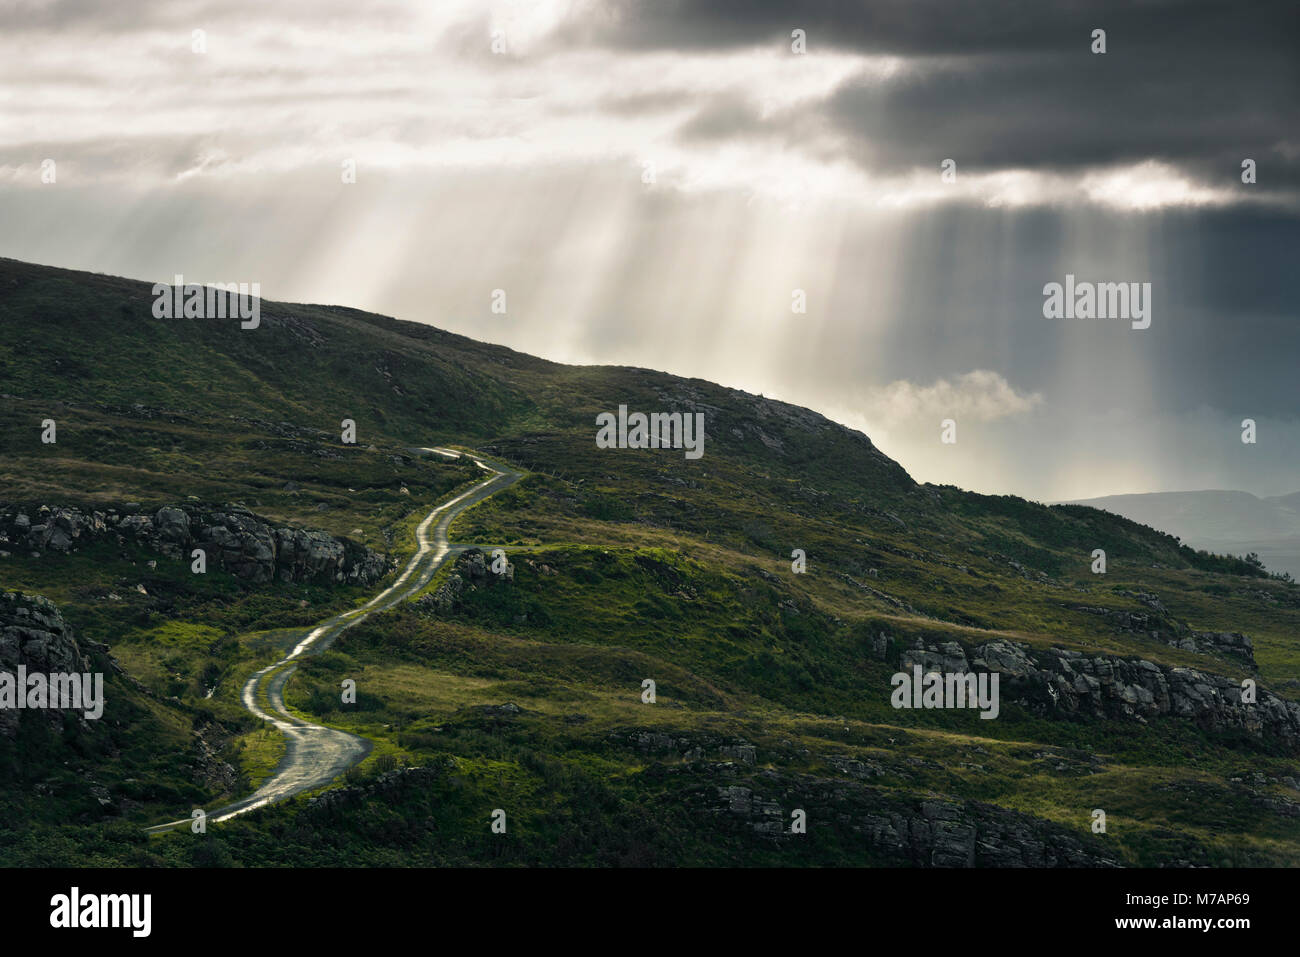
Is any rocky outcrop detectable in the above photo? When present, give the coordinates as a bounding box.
[899,636,1300,748]
[189,723,239,794]
[0,591,94,738]
[1174,630,1255,662]
[682,764,1119,867]
[304,764,446,817]
[610,726,1119,865]
[841,573,927,616]
[610,728,757,765]
[476,702,522,719]
[0,503,388,587]
[901,640,971,675]
[415,547,512,614]
[1066,591,1256,667]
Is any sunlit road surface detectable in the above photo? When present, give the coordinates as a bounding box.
[146,449,521,833]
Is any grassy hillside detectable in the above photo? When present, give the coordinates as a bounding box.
[1,256,1297,867]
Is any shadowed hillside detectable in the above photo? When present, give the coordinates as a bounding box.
[2,257,1298,868]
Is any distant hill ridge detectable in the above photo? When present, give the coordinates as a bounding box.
[1064,489,1300,578]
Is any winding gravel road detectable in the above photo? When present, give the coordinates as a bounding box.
[147,448,521,832]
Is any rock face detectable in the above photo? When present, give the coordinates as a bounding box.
[621,726,1119,865]
[0,591,93,738]
[1067,591,1256,667]
[1175,630,1255,662]
[189,724,240,794]
[899,636,1300,749]
[0,504,388,587]
[685,764,1119,867]
[415,547,512,613]
[611,728,757,766]
[304,764,446,817]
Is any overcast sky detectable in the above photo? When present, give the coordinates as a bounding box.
[2,0,1296,500]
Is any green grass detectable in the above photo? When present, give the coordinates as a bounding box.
[1,255,1297,867]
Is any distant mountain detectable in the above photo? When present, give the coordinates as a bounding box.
[1064,489,1300,578]
[1269,491,1300,511]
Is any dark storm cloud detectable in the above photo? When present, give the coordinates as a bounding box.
[826,48,1298,192]
[568,0,1299,205]
[565,0,1297,59]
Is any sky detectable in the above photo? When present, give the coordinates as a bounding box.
[1,0,1296,501]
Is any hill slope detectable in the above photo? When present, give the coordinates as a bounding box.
[2,257,1298,867]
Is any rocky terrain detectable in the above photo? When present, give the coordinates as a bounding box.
[898,636,1300,747]
[0,591,97,738]
[415,547,513,614]
[0,503,389,586]
[299,751,1120,867]
[1067,590,1257,666]
[695,767,1122,867]
[1,589,241,804]
[604,728,1118,865]
[2,256,1297,867]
